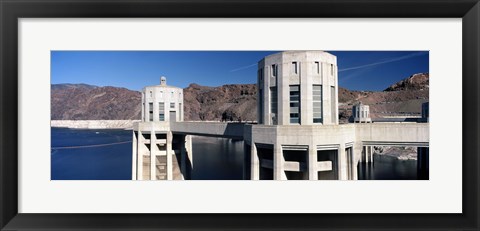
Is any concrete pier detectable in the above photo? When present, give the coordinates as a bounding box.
[132,131,137,180]
[308,146,318,180]
[137,130,143,180]
[166,131,173,180]
[150,128,156,180]
[250,143,260,180]
[179,135,193,180]
[338,143,348,180]
[273,145,284,180]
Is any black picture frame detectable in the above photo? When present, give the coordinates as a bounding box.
[1,0,479,230]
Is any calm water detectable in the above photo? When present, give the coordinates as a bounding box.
[190,137,244,180]
[50,128,244,180]
[51,128,419,180]
[358,160,418,180]
[51,128,132,180]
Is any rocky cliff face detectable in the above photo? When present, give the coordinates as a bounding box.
[51,72,428,122]
[51,84,141,120]
[384,73,429,91]
[183,83,257,121]
[338,73,429,122]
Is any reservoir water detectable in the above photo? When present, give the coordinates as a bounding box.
[51,128,419,180]
[51,128,132,180]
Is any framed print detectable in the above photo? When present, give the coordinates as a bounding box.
[1,0,479,230]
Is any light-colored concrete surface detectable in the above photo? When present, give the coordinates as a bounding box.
[258,51,338,126]
[308,147,317,180]
[51,120,140,129]
[166,131,173,180]
[251,143,260,180]
[353,103,372,123]
[142,76,183,122]
[355,123,429,144]
[150,127,156,180]
[131,131,137,180]
[317,161,333,171]
[170,121,244,139]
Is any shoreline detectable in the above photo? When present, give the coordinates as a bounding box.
[373,153,417,162]
[51,120,140,130]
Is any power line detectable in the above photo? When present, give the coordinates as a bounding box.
[51,140,132,150]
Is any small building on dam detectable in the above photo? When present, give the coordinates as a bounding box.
[132,51,429,181]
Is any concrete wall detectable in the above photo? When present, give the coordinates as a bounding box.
[170,121,245,139]
[258,51,338,126]
[142,78,184,122]
[355,123,429,145]
[246,124,357,149]
[134,121,171,132]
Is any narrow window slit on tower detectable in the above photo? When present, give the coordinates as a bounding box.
[159,102,165,121]
[149,103,153,121]
[289,85,300,124]
[313,85,322,123]
[270,87,278,125]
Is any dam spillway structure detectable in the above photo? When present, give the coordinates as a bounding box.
[132,76,192,180]
[132,51,430,181]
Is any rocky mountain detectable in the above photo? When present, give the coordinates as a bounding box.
[51,72,428,122]
[384,73,429,91]
[183,83,257,121]
[51,83,97,91]
[51,84,141,120]
[338,73,429,122]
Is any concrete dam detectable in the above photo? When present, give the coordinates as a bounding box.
[131,51,429,181]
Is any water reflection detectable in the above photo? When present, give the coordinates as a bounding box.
[358,155,418,180]
[190,136,244,180]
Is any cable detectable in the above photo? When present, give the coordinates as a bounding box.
[51,140,132,150]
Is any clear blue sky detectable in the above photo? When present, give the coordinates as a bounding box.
[51,51,428,91]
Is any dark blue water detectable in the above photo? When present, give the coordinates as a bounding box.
[51,128,418,180]
[358,160,418,180]
[190,137,244,180]
[51,128,132,180]
[50,128,244,180]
